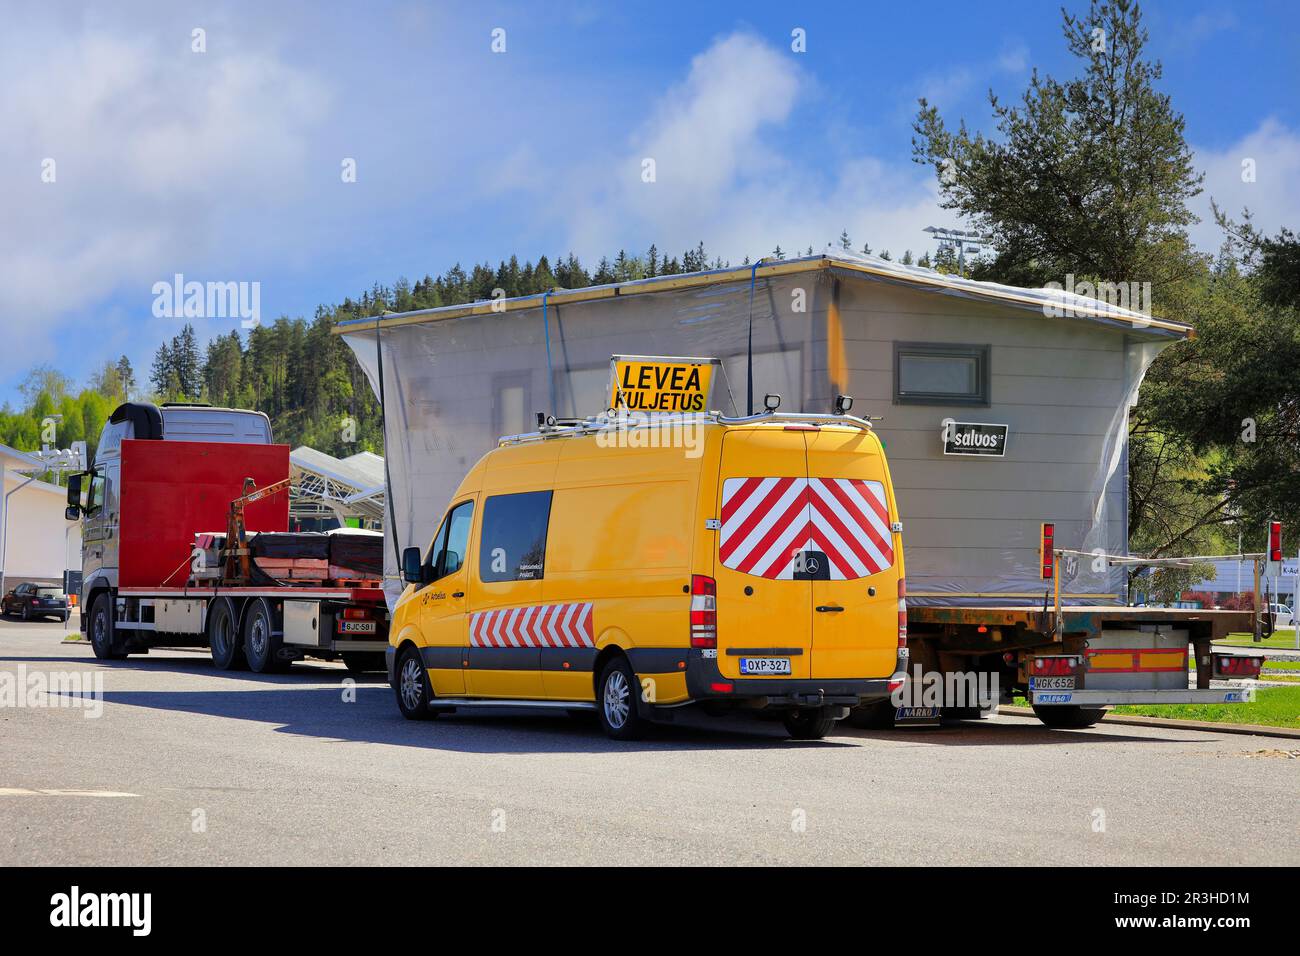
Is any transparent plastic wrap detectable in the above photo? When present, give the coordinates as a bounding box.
[340,253,1182,608]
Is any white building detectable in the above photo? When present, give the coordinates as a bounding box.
[0,444,82,591]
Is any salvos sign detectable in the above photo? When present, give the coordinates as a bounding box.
[942,420,1008,458]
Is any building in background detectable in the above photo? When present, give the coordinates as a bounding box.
[1183,557,1296,609]
[0,444,81,592]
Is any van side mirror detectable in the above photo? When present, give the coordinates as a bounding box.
[402,547,424,585]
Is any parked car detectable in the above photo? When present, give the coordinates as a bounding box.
[2,583,70,622]
[1268,603,1293,629]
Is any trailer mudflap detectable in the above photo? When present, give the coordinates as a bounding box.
[1031,687,1256,706]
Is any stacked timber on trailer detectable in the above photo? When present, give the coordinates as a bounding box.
[193,530,384,587]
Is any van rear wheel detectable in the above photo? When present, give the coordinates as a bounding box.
[597,657,648,740]
[1033,704,1105,729]
[783,708,838,740]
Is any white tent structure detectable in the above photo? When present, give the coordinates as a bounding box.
[289,446,386,528]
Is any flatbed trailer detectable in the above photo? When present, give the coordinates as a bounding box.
[902,603,1261,727]
[105,585,390,673]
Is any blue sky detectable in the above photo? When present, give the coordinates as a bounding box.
[2,0,1298,406]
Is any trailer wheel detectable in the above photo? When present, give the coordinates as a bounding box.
[1032,704,1106,729]
[207,598,246,671]
[89,593,125,660]
[242,598,288,674]
[847,699,896,729]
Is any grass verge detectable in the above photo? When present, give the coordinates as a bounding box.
[1013,686,1300,728]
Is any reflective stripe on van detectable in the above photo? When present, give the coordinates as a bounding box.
[719,477,893,580]
[469,603,594,648]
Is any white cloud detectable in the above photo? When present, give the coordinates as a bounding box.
[1190,118,1300,250]
[0,10,331,385]
[563,32,946,265]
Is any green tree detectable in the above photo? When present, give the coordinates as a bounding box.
[912,0,1203,299]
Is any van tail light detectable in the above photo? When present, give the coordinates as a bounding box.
[690,574,717,649]
[897,577,907,649]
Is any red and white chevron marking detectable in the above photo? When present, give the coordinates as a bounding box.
[469,602,595,648]
[719,477,894,580]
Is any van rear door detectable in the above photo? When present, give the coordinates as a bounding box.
[804,427,900,679]
[714,429,812,681]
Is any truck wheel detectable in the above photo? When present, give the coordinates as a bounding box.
[394,646,436,720]
[1033,704,1106,729]
[342,652,385,674]
[596,656,649,740]
[783,708,839,740]
[89,593,125,660]
[207,598,246,671]
[242,598,288,674]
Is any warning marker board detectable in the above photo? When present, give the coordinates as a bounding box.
[609,355,718,414]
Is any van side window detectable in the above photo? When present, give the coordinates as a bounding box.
[479,491,553,583]
[426,500,474,581]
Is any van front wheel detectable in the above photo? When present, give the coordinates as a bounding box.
[783,708,838,740]
[394,646,436,721]
[597,657,648,740]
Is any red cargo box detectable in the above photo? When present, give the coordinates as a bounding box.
[119,439,290,588]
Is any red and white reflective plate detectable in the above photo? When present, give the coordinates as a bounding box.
[719,477,894,580]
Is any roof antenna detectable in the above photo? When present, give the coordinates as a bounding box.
[745,261,758,414]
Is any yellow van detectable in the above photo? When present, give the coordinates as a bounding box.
[387,410,907,739]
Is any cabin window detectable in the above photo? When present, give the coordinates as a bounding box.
[426,499,475,580]
[894,343,989,406]
[478,491,553,583]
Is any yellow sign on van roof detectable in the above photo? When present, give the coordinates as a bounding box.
[609,355,718,414]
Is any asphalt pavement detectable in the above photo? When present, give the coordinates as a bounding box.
[1,615,1296,866]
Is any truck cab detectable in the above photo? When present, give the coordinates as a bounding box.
[71,402,274,610]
